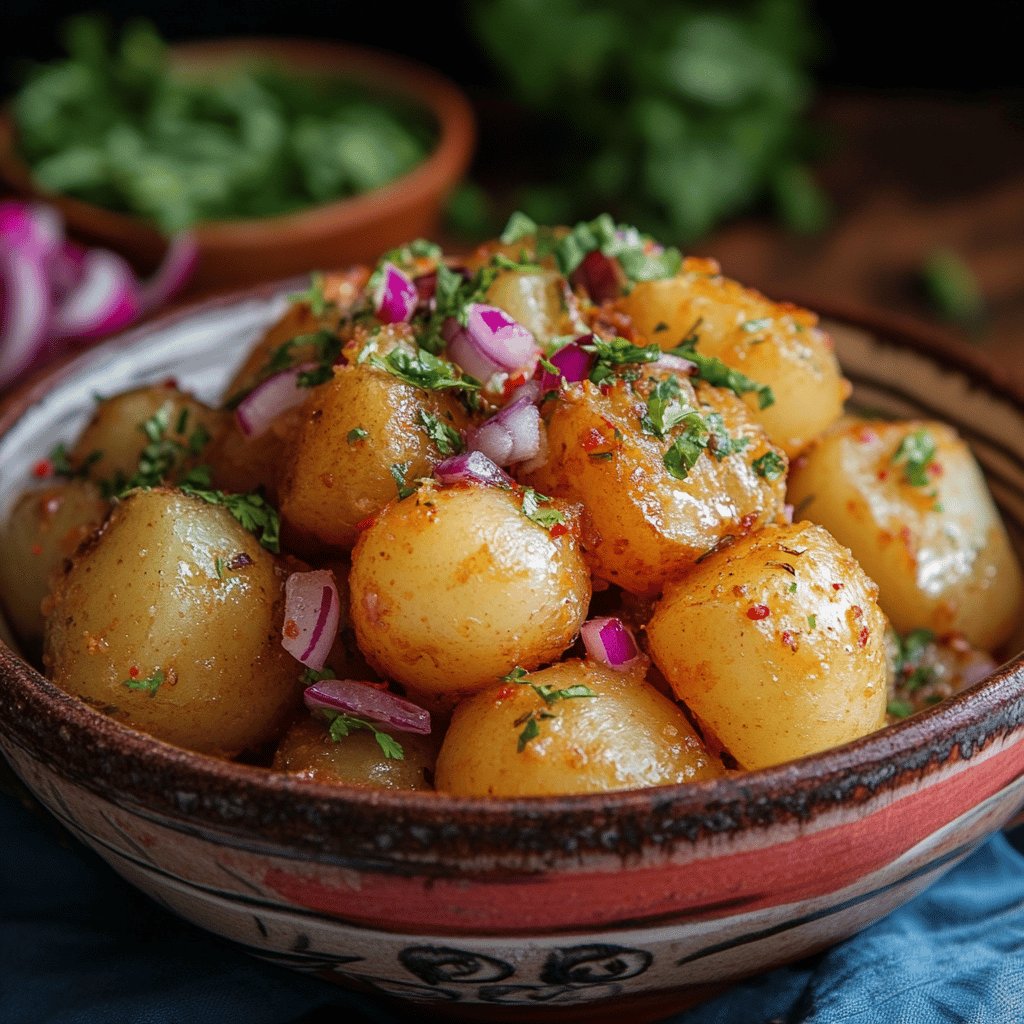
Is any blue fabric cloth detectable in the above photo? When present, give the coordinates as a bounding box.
[1,785,1022,1024]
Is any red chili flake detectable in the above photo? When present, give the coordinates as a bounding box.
[283,619,300,640]
[781,630,798,651]
[30,543,43,556]
[495,685,516,702]
[851,605,863,619]
[747,604,771,620]
[928,461,944,478]
[599,383,612,396]
[858,427,878,444]
[581,427,607,452]
[858,626,870,647]
[877,469,889,481]
[549,523,569,539]
[899,525,912,545]
[832,582,844,591]
[32,459,53,479]
[354,514,378,532]
[502,372,530,400]
[128,666,140,679]
[738,512,759,533]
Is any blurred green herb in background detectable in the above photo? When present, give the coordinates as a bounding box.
[464,0,828,243]
[919,249,987,331]
[13,17,436,232]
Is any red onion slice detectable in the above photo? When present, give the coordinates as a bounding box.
[434,450,514,488]
[374,261,418,324]
[445,303,538,382]
[0,244,53,390]
[304,678,431,735]
[236,363,317,438]
[537,336,595,391]
[282,570,340,671]
[53,248,142,341]
[581,616,640,670]
[467,396,542,467]
[140,233,199,313]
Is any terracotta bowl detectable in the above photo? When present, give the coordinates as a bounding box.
[0,287,1022,1021]
[0,39,475,292]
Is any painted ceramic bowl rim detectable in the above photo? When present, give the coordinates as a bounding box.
[1,284,1022,869]
[0,37,475,245]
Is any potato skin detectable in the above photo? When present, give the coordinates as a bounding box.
[787,419,1024,650]
[272,714,438,790]
[646,522,888,770]
[618,259,849,455]
[349,482,591,698]
[524,375,787,595]
[435,658,722,796]
[43,489,300,756]
[0,481,108,649]
[71,385,225,485]
[279,357,471,554]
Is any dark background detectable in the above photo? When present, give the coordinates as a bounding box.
[2,1,1023,95]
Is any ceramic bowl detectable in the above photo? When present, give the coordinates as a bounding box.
[0,287,1022,1022]
[0,40,475,292]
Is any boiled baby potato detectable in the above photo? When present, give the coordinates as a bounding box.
[525,374,787,595]
[646,522,888,770]
[618,258,849,455]
[0,480,108,649]
[273,714,437,791]
[485,268,582,347]
[787,418,1024,650]
[43,488,299,756]
[279,344,471,553]
[435,658,723,796]
[71,384,226,486]
[349,481,591,698]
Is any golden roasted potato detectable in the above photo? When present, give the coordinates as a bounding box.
[646,522,888,770]
[0,480,108,649]
[349,481,591,698]
[787,419,1024,650]
[70,385,226,487]
[272,714,438,790]
[43,488,300,756]
[484,268,582,346]
[435,658,723,796]
[524,374,787,595]
[618,259,849,455]
[279,348,472,553]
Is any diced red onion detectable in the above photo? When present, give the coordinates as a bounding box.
[236,363,316,438]
[507,377,543,406]
[466,396,542,467]
[282,570,340,671]
[304,678,431,735]
[782,503,795,525]
[581,616,640,670]
[433,450,514,488]
[570,250,625,304]
[53,248,142,341]
[445,303,538,382]
[374,261,417,324]
[537,336,594,391]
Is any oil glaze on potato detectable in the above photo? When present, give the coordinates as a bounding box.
[349,483,591,698]
[279,359,470,553]
[43,489,299,756]
[435,659,722,796]
[273,715,437,790]
[646,522,888,770]
[787,419,1024,650]
[525,375,787,594]
[0,481,108,648]
[618,259,849,455]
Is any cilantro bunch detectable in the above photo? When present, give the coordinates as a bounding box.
[466,0,827,242]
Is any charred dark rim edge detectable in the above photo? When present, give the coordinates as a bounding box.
[1,286,1023,869]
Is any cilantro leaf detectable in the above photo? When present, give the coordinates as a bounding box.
[123,669,165,696]
[389,462,417,500]
[371,347,479,393]
[418,410,464,456]
[500,210,539,245]
[671,342,774,409]
[640,376,690,438]
[347,427,368,444]
[327,713,405,760]
[520,487,565,530]
[584,336,661,385]
[288,273,330,317]
[892,429,937,487]
[179,486,281,552]
[752,451,786,480]
[553,214,682,283]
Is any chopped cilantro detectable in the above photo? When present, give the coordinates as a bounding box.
[742,317,773,334]
[583,336,661,385]
[501,666,530,683]
[552,214,682,283]
[640,376,690,439]
[500,211,539,245]
[300,666,337,685]
[47,442,102,480]
[123,669,164,696]
[214,556,225,579]
[389,462,416,500]
[520,487,566,530]
[288,272,331,317]
[327,712,404,760]
[753,451,786,480]
[892,429,937,488]
[371,347,479,393]
[660,407,747,480]
[670,341,774,409]
[418,410,464,456]
[887,699,914,719]
[366,238,442,296]
[347,427,369,444]
[705,412,749,460]
[807,614,816,629]
[179,486,281,552]
[515,712,545,752]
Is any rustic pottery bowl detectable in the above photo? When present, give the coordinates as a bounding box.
[0,286,1022,1022]
[0,39,475,293]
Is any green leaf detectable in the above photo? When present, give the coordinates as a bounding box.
[418,410,464,456]
[122,669,164,696]
[520,487,565,530]
[891,429,937,487]
[752,451,786,480]
[180,486,281,552]
[326,712,405,760]
[500,210,539,245]
[371,347,479,393]
[672,341,774,409]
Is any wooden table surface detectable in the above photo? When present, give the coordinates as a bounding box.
[701,92,1024,391]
